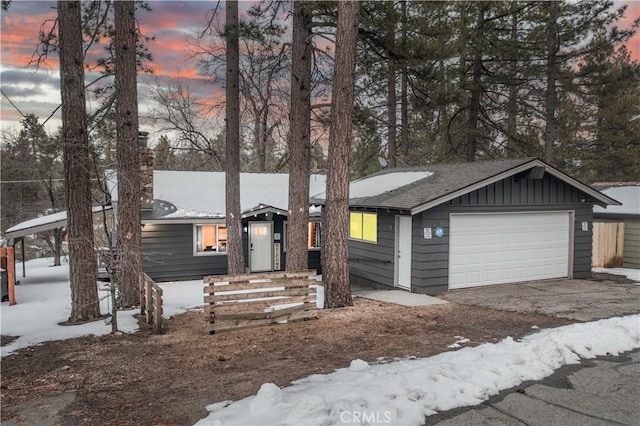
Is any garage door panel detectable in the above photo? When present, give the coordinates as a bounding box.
[449,212,570,289]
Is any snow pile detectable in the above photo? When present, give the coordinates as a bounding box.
[196,314,640,426]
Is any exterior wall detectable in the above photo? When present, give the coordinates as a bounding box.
[142,213,321,282]
[623,218,640,268]
[348,212,396,289]
[347,173,597,294]
[141,223,228,282]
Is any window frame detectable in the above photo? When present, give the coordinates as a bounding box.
[193,223,228,256]
[283,220,323,251]
[349,211,378,244]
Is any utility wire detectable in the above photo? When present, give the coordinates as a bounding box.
[0,88,26,119]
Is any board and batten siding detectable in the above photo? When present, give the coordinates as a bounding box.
[412,174,596,294]
[141,223,228,282]
[346,173,598,294]
[623,218,640,268]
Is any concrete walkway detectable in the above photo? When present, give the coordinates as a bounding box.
[427,349,640,425]
[351,285,448,307]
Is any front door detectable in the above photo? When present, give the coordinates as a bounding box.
[249,222,273,272]
[395,215,412,290]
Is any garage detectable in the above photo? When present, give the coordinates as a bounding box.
[449,212,571,289]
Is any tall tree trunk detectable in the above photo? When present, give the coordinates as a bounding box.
[286,0,312,272]
[506,1,518,159]
[225,0,244,274]
[57,0,100,322]
[400,0,409,162]
[323,0,359,309]
[466,5,485,162]
[114,0,141,308]
[386,1,397,168]
[544,2,559,164]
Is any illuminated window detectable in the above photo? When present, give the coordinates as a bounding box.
[283,221,322,250]
[194,224,227,255]
[349,212,377,243]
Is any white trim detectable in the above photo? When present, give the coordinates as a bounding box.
[394,215,412,290]
[193,224,228,256]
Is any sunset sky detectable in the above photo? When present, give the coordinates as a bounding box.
[1,1,638,139]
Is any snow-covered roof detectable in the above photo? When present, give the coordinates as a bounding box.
[4,206,113,240]
[108,170,326,219]
[593,185,640,216]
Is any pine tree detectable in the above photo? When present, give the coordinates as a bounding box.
[323,0,359,308]
[57,0,100,322]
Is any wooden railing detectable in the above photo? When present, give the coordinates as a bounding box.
[592,222,625,267]
[204,270,318,334]
[140,272,163,333]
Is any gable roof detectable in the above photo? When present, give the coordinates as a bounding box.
[107,171,326,220]
[311,158,619,215]
[592,183,640,217]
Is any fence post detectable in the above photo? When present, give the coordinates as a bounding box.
[146,278,152,324]
[7,247,15,305]
[154,286,163,333]
[139,272,146,315]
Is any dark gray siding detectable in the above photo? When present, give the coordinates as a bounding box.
[142,213,322,282]
[348,212,396,289]
[346,173,597,294]
[141,223,228,282]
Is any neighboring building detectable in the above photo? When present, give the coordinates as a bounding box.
[592,183,640,269]
[312,158,619,294]
[107,171,326,282]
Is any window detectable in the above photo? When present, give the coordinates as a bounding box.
[349,212,377,243]
[308,221,321,249]
[194,224,227,255]
[283,221,322,250]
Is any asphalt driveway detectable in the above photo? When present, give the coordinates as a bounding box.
[440,273,640,321]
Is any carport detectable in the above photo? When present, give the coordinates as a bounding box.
[4,206,113,278]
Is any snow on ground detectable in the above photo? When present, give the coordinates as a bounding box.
[3,258,640,425]
[593,267,640,283]
[197,315,640,426]
[0,258,205,357]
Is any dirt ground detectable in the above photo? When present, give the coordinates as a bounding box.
[1,298,574,425]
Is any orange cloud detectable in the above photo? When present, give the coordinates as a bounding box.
[620,2,640,62]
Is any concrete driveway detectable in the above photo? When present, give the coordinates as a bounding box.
[440,274,640,321]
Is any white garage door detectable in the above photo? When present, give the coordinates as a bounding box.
[449,212,571,289]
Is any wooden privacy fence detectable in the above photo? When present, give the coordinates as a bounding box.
[140,272,163,333]
[0,247,16,305]
[592,222,625,268]
[204,270,318,334]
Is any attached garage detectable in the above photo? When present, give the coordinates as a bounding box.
[311,158,621,295]
[449,212,571,289]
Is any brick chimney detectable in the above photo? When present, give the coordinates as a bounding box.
[139,131,153,210]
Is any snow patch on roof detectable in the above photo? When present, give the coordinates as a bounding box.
[594,186,640,215]
[5,206,112,235]
[349,171,433,199]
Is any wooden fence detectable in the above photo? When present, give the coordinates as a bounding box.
[0,247,16,305]
[592,222,625,267]
[140,272,163,333]
[204,270,318,334]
